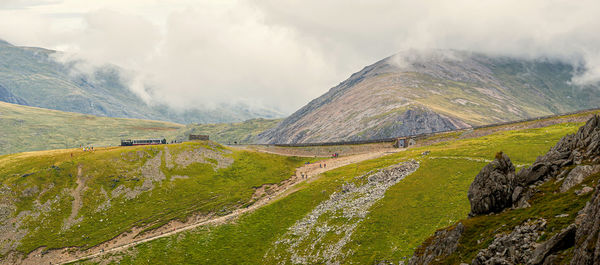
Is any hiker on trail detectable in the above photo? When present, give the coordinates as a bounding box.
[320,164,322,168]
[324,163,326,168]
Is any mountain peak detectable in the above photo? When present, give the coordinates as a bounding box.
[257,51,600,144]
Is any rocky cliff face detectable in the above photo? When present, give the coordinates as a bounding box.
[258,50,600,144]
[408,115,600,265]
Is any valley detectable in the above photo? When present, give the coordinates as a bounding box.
[2,3,600,264]
[1,109,598,264]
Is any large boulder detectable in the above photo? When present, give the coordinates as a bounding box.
[468,152,517,216]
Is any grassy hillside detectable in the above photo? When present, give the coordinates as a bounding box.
[84,116,584,264]
[0,141,312,259]
[176,118,281,144]
[0,101,183,155]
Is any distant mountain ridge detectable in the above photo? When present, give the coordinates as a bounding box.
[257,50,600,144]
[0,40,282,124]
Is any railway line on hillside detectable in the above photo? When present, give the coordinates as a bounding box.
[248,107,600,148]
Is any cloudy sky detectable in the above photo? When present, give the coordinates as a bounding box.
[1,0,599,114]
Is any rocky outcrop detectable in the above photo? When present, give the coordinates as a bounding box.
[511,115,600,205]
[529,224,576,265]
[407,223,464,265]
[468,152,517,216]
[570,184,600,265]
[560,165,600,192]
[409,116,600,264]
[517,115,600,187]
[472,219,546,265]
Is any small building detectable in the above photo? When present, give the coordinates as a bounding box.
[189,134,209,141]
[395,137,416,148]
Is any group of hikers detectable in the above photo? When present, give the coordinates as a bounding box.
[298,153,341,180]
[81,145,94,152]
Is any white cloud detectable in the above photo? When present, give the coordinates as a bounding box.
[1,0,600,113]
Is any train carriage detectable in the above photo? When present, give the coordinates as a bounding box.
[121,139,166,146]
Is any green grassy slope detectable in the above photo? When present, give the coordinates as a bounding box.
[0,101,183,155]
[0,141,311,257]
[90,118,582,264]
[176,118,281,144]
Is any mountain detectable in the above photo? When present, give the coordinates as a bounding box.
[257,50,600,144]
[0,40,282,123]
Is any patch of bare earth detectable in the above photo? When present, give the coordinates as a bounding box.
[63,165,85,230]
[111,151,165,199]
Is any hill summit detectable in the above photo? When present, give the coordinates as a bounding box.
[258,50,600,144]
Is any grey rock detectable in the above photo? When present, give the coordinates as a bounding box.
[575,186,594,196]
[529,224,576,265]
[471,219,546,265]
[407,223,464,265]
[560,165,600,192]
[570,185,600,264]
[468,153,517,216]
[517,115,600,186]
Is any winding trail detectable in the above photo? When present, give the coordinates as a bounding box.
[50,149,402,265]
[427,156,528,167]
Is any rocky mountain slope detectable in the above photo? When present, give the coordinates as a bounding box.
[0,40,281,124]
[409,115,600,264]
[258,50,600,144]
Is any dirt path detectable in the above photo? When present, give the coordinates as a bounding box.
[427,156,528,167]
[63,165,84,230]
[51,149,401,265]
